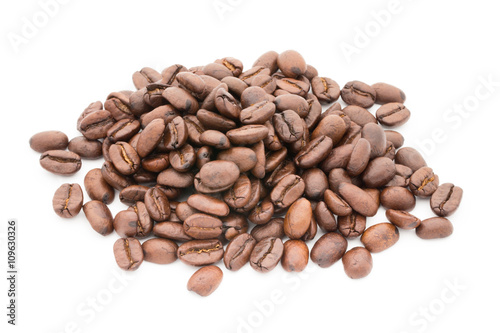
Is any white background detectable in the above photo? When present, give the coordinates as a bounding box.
[1,1,499,332]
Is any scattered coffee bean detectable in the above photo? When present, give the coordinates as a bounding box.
[187,266,223,297]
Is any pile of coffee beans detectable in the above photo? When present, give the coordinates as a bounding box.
[30,50,463,296]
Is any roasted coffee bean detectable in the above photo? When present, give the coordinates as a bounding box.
[101,161,135,190]
[68,136,102,159]
[233,177,262,213]
[380,186,416,211]
[217,147,257,172]
[187,266,223,297]
[141,153,169,173]
[161,64,187,85]
[129,201,153,237]
[40,150,82,175]
[109,142,140,175]
[155,185,181,200]
[197,109,237,132]
[416,217,453,239]
[222,76,248,97]
[274,94,309,117]
[163,87,199,114]
[248,197,274,225]
[276,77,309,97]
[277,50,306,78]
[386,164,413,187]
[196,146,213,169]
[376,103,411,127]
[30,131,68,153]
[133,168,157,184]
[342,247,373,279]
[113,238,143,271]
[362,123,387,159]
[144,187,170,222]
[328,168,352,193]
[294,135,333,169]
[199,160,240,190]
[157,168,194,188]
[253,51,279,73]
[324,189,352,216]
[140,105,179,128]
[83,200,114,236]
[250,141,266,179]
[265,158,296,188]
[177,239,224,266]
[311,76,340,103]
[154,222,192,241]
[184,213,223,239]
[224,233,256,271]
[251,218,285,242]
[215,88,241,119]
[203,62,233,80]
[273,110,304,143]
[136,118,165,158]
[395,147,427,172]
[142,238,178,264]
[311,115,346,145]
[302,168,328,201]
[342,105,377,127]
[364,188,381,208]
[310,233,347,268]
[284,198,312,239]
[52,183,83,218]
[301,214,317,241]
[383,141,396,160]
[372,82,406,104]
[202,82,229,111]
[430,183,463,217]
[386,209,421,229]
[361,223,399,253]
[113,210,140,238]
[176,71,207,98]
[128,88,152,116]
[119,185,149,205]
[338,212,366,239]
[164,116,188,150]
[220,213,248,241]
[84,168,115,204]
[270,175,305,210]
[346,138,371,177]
[169,144,196,172]
[240,100,276,125]
[216,57,243,76]
[304,99,322,129]
[265,147,288,173]
[187,194,230,216]
[338,183,378,217]
[320,144,354,172]
[223,174,252,209]
[314,201,337,232]
[409,167,439,197]
[132,67,162,90]
[362,157,396,188]
[385,130,404,148]
[341,81,376,108]
[226,125,269,145]
[281,240,309,272]
[79,110,115,140]
[250,237,284,273]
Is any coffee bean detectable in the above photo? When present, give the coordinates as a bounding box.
[385,130,405,148]
[311,76,340,103]
[338,183,378,217]
[169,144,196,172]
[380,186,416,211]
[240,100,276,125]
[226,125,269,145]
[302,168,328,201]
[154,222,192,242]
[183,213,223,239]
[132,67,162,90]
[119,185,149,205]
[220,212,248,241]
[362,157,396,188]
[187,266,223,297]
[386,209,421,229]
[250,141,266,179]
[223,174,252,209]
[416,217,453,239]
[164,116,188,150]
[199,160,240,190]
[250,237,284,273]
[157,168,194,188]
[376,103,411,127]
[409,167,439,198]
[113,238,144,271]
[281,240,309,272]
[361,123,387,159]
[142,238,178,264]
[251,218,285,242]
[361,223,399,253]
[310,232,347,268]
[295,135,333,169]
[342,247,372,279]
[341,81,376,108]
[430,183,463,217]
[386,164,413,187]
[248,197,274,225]
[83,200,114,236]
[79,110,115,140]
[101,161,135,190]
[187,194,229,217]
[52,183,83,218]
[30,131,68,153]
[320,144,354,172]
[217,147,257,172]
[328,168,352,193]
[270,175,305,210]
[113,210,140,238]
[311,115,346,145]
[40,150,82,175]
[277,50,306,78]
[338,212,366,239]
[144,187,170,222]
[284,198,312,239]
[314,201,337,232]
[163,87,199,114]
[273,110,304,143]
[109,142,140,175]
[346,138,371,177]
[141,153,170,173]
[324,189,352,216]
[136,118,165,158]
[395,147,427,172]
[342,105,377,127]
[372,82,406,104]
[177,239,224,266]
[68,136,102,159]
[224,233,257,271]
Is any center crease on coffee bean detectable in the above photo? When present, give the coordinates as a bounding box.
[256,238,276,269]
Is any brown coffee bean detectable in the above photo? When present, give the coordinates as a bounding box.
[302,168,328,201]
[177,239,224,266]
[273,110,304,143]
[130,201,153,237]
[314,201,337,232]
[346,138,371,177]
[40,150,82,175]
[144,187,170,222]
[294,135,333,169]
[187,194,230,217]
[83,169,115,204]
[385,130,405,148]
[119,185,149,205]
[113,210,140,238]
[274,94,309,117]
[68,136,102,159]
[154,222,192,242]
[416,217,453,239]
[311,115,347,145]
[251,218,285,242]
[157,168,194,188]
[79,110,116,140]
[217,147,257,172]
[320,144,354,172]
[101,161,135,190]
[220,213,248,241]
[196,146,213,169]
[361,223,399,253]
[386,164,413,187]
[342,247,373,279]
[338,183,378,217]
[324,189,352,216]
[83,200,114,236]
[136,118,165,158]
[362,157,397,188]
[226,125,269,145]
[342,105,377,127]
[338,212,366,239]
[240,100,276,125]
[284,198,312,239]
[277,50,306,78]
[223,174,252,209]
[376,103,411,127]
[270,174,305,210]
[250,141,266,179]
[362,123,387,159]
[164,116,188,150]
[328,168,352,193]
[187,266,223,297]
[163,87,199,114]
[311,76,340,103]
[276,77,309,97]
[395,147,427,172]
[141,153,170,173]
[109,142,140,175]
[113,238,143,271]
[142,238,178,264]
[248,197,274,225]
[199,160,240,190]
[250,237,284,273]
[380,186,416,211]
[430,183,463,217]
[224,233,257,271]
[52,183,83,218]
[341,80,376,108]
[132,67,162,90]
[184,213,223,239]
[169,144,196,172]
[386,209,421,229]
[30,130,69,153]
[372,82,406,104]
[281,240,309,272]
[409,167,439,198]
[310,233,347,268]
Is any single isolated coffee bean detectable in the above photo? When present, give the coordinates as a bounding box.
[376,103,411,127]
[372,82,406,104]
[187,266,223,297]
[30,130,69,153]
[113,237,144,271]
[430,183,463,217]
[52,183,83,218]
[342,247,373,279]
